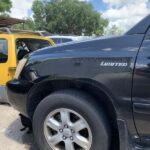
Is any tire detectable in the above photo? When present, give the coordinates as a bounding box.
[33,90,111,150]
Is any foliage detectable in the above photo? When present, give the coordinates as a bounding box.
[12,18,36,30]
[104,25,124,36]
[0,0,12,14]
[32,0,108,36]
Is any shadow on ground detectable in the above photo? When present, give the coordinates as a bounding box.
[5,117,38,150]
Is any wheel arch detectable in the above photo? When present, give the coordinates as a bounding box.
[27,78,120,149]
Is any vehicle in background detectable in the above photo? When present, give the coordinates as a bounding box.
[36,31,51,37]
[49,35,92,44]
[0,28,55,103]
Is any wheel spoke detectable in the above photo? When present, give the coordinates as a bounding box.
[47,117,61,131]
[72,119,87,132]
[74,133,89,149]
[44,108,92,150]
[60,110,70,124]
[48,133,62,146]
[65,140,75,150]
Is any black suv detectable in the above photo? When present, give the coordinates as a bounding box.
[7,15,150,150]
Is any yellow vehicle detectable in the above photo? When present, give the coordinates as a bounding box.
[0,28,55,103]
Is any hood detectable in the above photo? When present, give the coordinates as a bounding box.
[29,15,150,59]
[30,34,144,59]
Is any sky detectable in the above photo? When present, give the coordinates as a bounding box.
[10,0,150,31]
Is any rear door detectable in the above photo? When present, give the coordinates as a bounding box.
[133,28,150,140]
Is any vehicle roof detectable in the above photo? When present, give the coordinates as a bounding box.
[126,14,150,35]
[1,33,46,39]
[12,33,49,39]
[49,35,92,41]
[0,33,55,45]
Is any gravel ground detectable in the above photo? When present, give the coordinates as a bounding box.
[0,105,38,150]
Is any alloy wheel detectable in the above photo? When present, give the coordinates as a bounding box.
[44,108,92,150]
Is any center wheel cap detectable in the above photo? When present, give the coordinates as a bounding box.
[63,128,72,138]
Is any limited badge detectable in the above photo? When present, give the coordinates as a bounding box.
[100,61,128,67]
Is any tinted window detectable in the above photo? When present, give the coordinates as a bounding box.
[51,38,61,44]
[0,39,8,63]
[61,38,73,43]
[51,38,73,44]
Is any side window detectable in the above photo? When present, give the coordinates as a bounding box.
[61,38,73,43]
[0,39,8,63]
[51,38,61,44]
[16,40,29,54]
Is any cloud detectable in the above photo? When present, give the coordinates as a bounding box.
[102,0,150,31]
[10,0,91,19]
[103,0,132,6]
[11,0,34,19]
[10,0,150,32]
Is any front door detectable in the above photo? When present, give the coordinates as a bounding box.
[133,28,150,141]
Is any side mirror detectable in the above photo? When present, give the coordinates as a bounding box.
[17,50,29,61]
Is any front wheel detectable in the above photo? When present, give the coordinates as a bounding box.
[33,90,111,150]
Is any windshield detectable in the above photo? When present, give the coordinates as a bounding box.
[51,38,73,44]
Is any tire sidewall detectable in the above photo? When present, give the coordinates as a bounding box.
[33,90,111,150]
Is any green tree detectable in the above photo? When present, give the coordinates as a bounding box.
[12,18,36,30]
[104,25,124,36]
[32,0,108,36]
[0,0,12,14]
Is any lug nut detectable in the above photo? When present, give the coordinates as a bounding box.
[71,130,75,133]
[59,129,63,133]
[70,136,73,140]
[63,136,67,140]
